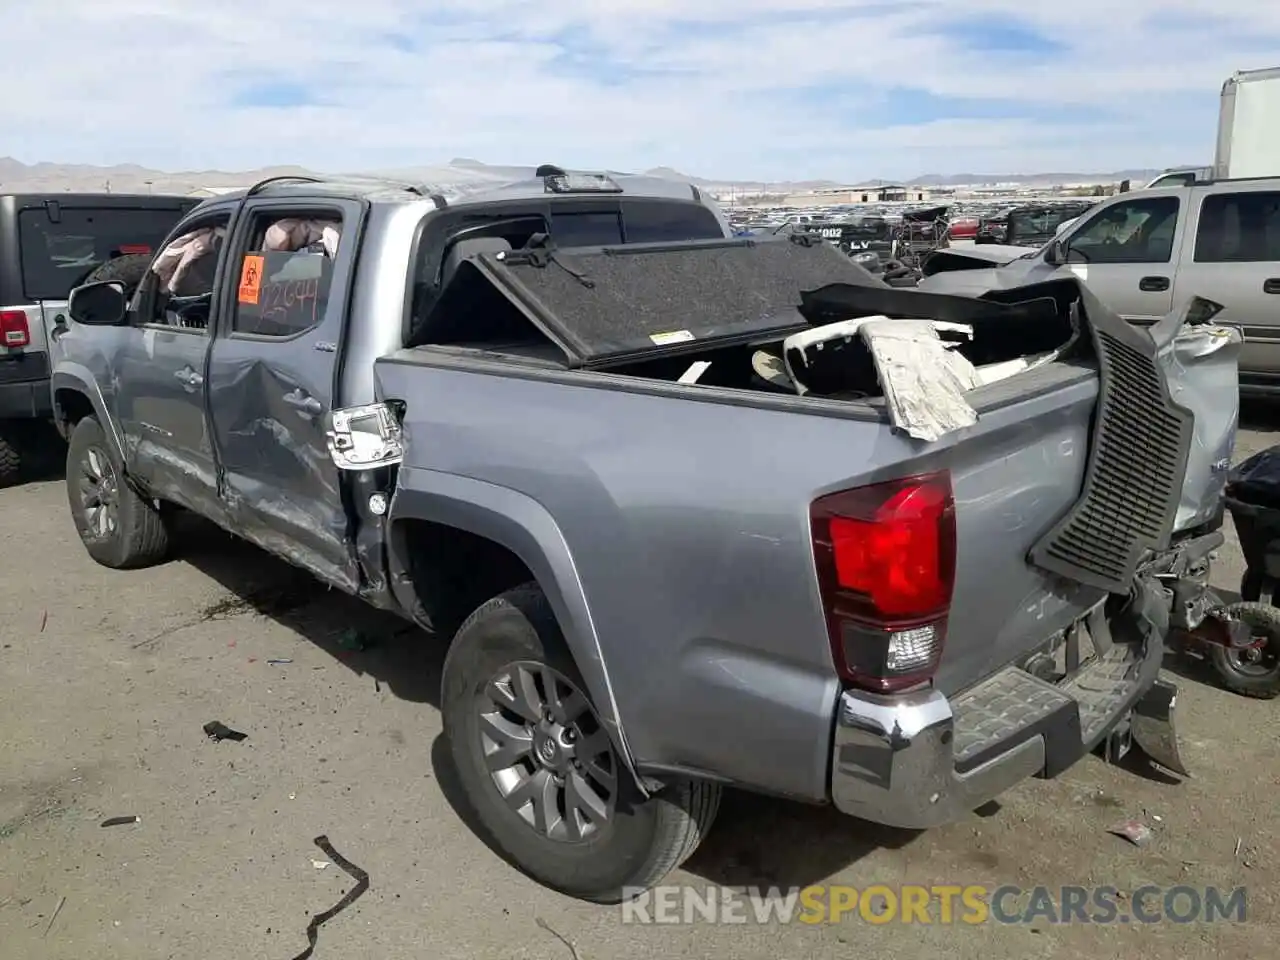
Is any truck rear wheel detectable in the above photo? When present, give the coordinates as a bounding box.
[441,583,721,902]
[66,416,170,569]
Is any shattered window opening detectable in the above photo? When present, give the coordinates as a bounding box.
[141,215,231,333]
[231,210,345,339]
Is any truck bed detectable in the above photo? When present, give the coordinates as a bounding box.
[375,272,1190,799]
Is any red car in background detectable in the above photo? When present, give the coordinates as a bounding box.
[948,216,979,241]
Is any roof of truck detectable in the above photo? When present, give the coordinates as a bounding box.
[201,170,711,208]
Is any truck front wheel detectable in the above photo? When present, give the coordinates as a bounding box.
[66,416,170,569]
[441,583,721,902]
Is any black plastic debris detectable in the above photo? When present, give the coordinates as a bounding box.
[100,816,140,828]
[203,721,248,743]
[289,835,370,960]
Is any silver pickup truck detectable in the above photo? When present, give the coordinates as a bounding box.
[52,170,1207,903]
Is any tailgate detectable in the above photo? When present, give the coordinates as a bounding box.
[929,363,1103,692]
[930,314,1192,694]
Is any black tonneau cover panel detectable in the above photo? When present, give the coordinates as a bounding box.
[462,236,876,368]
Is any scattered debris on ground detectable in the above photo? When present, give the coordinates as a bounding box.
[288,835,369,960]
[43,895,65,938]
[337,629,368,652]
[100,816,139,828]
[1107,818,1154,847]
[202,721,248,743]
[536,916,584,960]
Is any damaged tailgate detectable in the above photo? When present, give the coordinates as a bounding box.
[789,277,1194,690]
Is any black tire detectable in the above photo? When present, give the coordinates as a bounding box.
[441,583,721,902]
[1239,569,1280,607]
[1210,602,1280,699]
[0,432,21,488]
[79,253,152,298]
[65,416,170,569]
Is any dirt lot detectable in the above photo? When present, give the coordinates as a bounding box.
[3,413,1280,960]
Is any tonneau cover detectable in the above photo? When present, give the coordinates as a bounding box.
[439,235,878,367]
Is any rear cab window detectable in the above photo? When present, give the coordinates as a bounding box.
[406,198,726,344]
[17,204,194,301]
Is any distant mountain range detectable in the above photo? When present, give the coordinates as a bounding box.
[0,155,1170,195]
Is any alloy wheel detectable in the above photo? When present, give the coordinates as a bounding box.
[78,445,119,541]
[477,661,618,842]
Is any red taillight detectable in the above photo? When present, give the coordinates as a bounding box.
[0,310,30,348]
[118,244,152,255]
[811,472,956,692]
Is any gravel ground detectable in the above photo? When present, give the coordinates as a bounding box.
[3,409,1280,959]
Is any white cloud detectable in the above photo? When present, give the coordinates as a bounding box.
[3,0,1278,179]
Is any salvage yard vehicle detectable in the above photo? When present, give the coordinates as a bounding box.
[973,201,1095,248]
[917,178,1280,396]
[0,192,197,485]
[54,168,1214,903]
[890,204,950,270]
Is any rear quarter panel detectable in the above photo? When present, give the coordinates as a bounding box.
[376,356,1104,800]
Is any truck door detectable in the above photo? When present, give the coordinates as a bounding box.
[114,211,230,512]
[206,198,365,593]
[1175,185,1280,388]
[1059,194,1184,326]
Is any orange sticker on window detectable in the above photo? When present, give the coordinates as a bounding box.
[238,254,264,304]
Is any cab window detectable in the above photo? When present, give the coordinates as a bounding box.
[1193,191,1280,263]
[230,212,343,338]
[1066,197,1180,263]
[136,215,230,332]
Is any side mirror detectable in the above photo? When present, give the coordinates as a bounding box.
[67,281,128,326]
[1045,239,1066,265]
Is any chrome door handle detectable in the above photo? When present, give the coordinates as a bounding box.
[283,389,322,416]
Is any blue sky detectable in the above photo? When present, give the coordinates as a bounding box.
[3,0,1277,181]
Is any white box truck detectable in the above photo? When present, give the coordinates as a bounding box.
[1214,66,1280,179]
[1140,67,1280,189]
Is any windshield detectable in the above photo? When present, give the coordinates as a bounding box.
[17,206,192,300]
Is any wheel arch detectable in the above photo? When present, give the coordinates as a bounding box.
[51,368,123,461]
[388,472,647,792]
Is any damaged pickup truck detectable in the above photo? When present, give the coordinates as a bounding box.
[53,169,1218,903]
